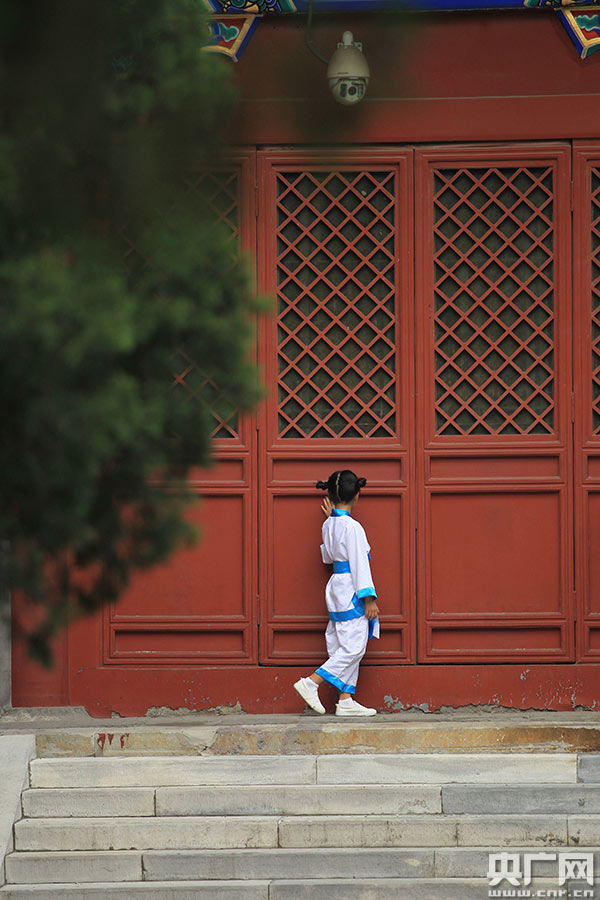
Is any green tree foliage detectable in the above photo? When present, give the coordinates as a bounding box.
[0,0,262,661]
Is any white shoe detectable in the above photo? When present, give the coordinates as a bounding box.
[294,678,326,714]
[335,698,377,717]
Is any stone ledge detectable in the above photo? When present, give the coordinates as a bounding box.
[4,718,600,758]
[0,881,269,898]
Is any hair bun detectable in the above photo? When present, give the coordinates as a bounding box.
[357,477,367,489]
[316,480,328,490]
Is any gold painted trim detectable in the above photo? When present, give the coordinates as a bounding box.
[561,7,600,59]
[204,14,261,61]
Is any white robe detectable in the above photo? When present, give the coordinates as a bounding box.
[315,509,379,695]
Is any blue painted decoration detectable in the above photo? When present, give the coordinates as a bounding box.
[557,8,600,57]
[200,0,600,61]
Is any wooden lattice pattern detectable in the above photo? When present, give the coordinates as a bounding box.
[591,168,600,434]
[433,166,555,436]
[276,170,397,439]
[184,170,240,263]
[172,170,240,439]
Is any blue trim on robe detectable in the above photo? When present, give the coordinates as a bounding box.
[330,508,351,517]
[328,605,363,622]
[315,667,356,694]
[328,591,379,639]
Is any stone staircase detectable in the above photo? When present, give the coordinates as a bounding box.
[2,748,600,898]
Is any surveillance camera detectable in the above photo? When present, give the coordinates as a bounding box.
[327,31,369,107]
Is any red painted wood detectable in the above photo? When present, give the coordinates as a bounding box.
[66,151,260,706]
[232,13,600,145]
[13,138,600,714]
[574,142,600,661]
[256,149,416,667]
[415,144,574,662]
[11,592,69,707]
[15,6,600,713]
[69,661,600,716]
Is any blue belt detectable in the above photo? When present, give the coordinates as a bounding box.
[328,592,377,640]
[332,560,351,574]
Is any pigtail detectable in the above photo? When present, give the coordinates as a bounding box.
[317,470,366,503]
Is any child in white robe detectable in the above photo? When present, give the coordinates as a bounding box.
[294,469,380,717]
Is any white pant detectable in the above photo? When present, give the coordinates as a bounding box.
[316,617,369,695]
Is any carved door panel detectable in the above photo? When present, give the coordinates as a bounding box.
[257,149,416,666]
[68,152,259,713]
[415,144,574,662]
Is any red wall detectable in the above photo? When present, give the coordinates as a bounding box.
[233,10,600,144]
[13,9,600,710]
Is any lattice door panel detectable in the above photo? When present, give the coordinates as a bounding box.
[276,169,398,441]
[433,165,555,438]
[258,150,414,667]
[417,144,573,664]
[119,168,245,442]
[172,169,243,441]
[96,151,259,673]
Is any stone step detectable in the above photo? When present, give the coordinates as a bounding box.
[13,813,571,851]
[277,813,569,848]
[5,848,433,884]
[28,717,600,758]
[317,752,576,784]
[268,880,585,900]
[21,788,156,818]
[442,783,600,814]
[29,756,317,788]
[138,845,600,881]
[7,846,600,884]
[21,784,441,817]
[0,879,566,900]
[0,882,269,899]
[5,851,143,884]
[14,816,278,852]
[28,752,577,788]
[154,783,442,816]
[24,776,594,824]
[577,754,600,782]
[434,845,600,878]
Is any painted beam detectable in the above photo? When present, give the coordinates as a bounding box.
[202,0,600,61]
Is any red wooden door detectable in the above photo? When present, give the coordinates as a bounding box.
[256,149,416,666]
[68,153,260,713]
[574,142,600,659]
[61,141,582,717]
[415,144,574,662]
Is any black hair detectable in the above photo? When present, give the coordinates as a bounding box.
[316,469,367,504]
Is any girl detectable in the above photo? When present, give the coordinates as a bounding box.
[294,469,380,717]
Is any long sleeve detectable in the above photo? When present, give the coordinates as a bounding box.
[346,522,377,600]
[321,541,333,564]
